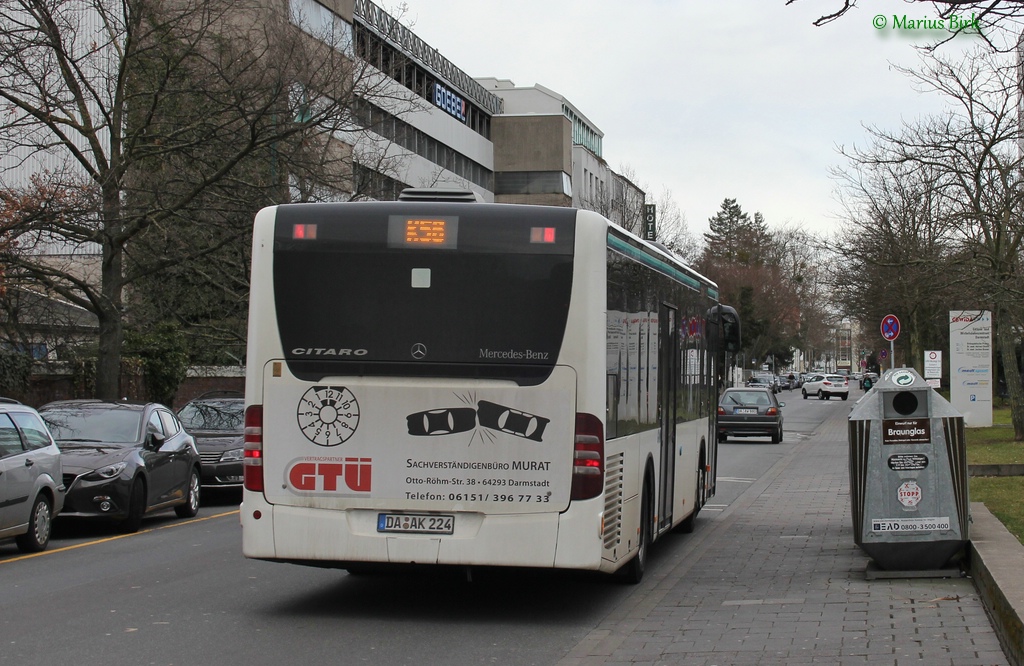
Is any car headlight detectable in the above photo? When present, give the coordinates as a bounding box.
[220,448,244,462]
[94,462,128,479]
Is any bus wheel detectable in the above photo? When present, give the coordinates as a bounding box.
[618,479,651,584]
[679,459,705,534]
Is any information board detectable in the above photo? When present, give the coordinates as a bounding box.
[949,310,992,427]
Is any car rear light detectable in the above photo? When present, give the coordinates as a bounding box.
[571,413,604,500]
[716,406,726,416]
[766,407,778,416]
[244,404,264,492]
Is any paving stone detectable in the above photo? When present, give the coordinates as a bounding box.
[556,403,1009,666]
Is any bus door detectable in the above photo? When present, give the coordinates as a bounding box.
[657,304,678,531]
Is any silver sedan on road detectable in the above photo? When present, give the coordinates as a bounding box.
[717,387,785,444]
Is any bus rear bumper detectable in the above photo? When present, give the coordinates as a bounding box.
[241,494,608,571]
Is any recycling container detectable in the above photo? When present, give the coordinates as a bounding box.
[848,368,969,571]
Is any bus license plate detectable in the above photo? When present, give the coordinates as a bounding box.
[377,513,455,535]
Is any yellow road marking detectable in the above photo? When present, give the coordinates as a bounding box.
[0,509,239,564]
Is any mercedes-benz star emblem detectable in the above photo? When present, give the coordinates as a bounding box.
[411,343,427,360]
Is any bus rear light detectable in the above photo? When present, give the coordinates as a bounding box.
[244,405,265,493]
[292,223,317,240]
[571,413,604,500]
[530,226,556,243]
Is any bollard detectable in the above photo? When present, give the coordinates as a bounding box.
[848,368,969,572]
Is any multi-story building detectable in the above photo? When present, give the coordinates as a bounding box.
[478,78,645,233]
[1,0,649,367]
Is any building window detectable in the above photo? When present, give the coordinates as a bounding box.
[289,0,353,53]
[495,172,571,196]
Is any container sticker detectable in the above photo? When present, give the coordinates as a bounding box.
[892,370,916,386]
[882,418,931,445]
[871,516,950,532]
[888,453,929,471]
[897,480,922,507]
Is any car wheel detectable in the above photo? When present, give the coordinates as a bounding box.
[841,394,848,401]
[771,427,781,444]
[817,390,825,400]
[15,495,52,553]
[175,468,201,518]
[120,478,146,534]
[802,390,808,399]
[718,432,728,443]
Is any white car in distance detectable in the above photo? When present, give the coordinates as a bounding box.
[801,374,850,401]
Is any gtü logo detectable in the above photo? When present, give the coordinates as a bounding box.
[287,458,372,492]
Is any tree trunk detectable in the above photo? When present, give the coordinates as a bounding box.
[995,306,1024,441]
[95,188,124,400]
[95,304,123,400]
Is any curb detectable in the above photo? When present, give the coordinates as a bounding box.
[969,464,1024,477]
[970,502,1024,666]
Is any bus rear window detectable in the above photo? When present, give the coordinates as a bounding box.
[272,203,576,384]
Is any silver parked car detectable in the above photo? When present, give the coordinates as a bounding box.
[717,387,785,444]
[0,398,64,552]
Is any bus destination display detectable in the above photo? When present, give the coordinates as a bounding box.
[388,215,458,249]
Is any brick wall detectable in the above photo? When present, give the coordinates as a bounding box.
[8,365,244,410]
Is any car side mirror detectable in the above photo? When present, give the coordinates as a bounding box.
[778,402,786,408]
[147,431,166,450]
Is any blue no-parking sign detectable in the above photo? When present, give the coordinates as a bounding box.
[881,314,900,342]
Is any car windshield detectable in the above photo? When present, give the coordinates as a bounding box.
[723,391,770,406]
[178,400,243,431]
[41,407,142,444]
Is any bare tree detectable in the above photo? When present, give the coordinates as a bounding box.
[836,46,1024,438]
[650,188,702,264]
[0,0,419,398]
[831,158,961,371]
[791,0,1024,28]
[789,0,1024,50]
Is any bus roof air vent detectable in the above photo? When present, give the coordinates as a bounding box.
[398,188,484,203]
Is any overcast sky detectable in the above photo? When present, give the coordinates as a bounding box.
[403,0,986,237]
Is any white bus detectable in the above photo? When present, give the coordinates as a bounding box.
[241,190,740,582]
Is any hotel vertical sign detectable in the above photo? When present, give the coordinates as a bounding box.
[643,204,656,242]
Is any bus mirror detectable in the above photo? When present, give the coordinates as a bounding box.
[714,304,741,353]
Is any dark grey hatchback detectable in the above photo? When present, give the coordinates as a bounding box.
[717,387,785,444]
[39,400,201,533]
[176,392,244,488]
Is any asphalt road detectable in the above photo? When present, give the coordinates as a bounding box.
[0,390,849,666]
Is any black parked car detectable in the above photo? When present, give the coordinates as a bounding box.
[39,400,201,533]
[177,391,244,488]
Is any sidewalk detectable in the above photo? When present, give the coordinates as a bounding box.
[559,405,1012,665]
